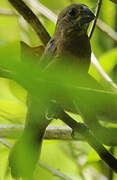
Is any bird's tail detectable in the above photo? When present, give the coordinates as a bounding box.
[9,96,49,179]
[9,126,45,179]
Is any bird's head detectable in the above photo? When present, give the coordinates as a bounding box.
[54,3,95,37]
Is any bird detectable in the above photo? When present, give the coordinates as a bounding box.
[38,3,117,146]
[9,3,117,179]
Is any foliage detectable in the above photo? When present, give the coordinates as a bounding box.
[0,0,117,180]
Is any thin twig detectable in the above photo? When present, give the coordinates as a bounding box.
[8,0,50,45]
[0,138,12,148]
[91,53,117,91]
[27,0,57,23]
[0,9,17,16]
[97,19,117,42]
[89,0,102,39]
[39,161,74,180]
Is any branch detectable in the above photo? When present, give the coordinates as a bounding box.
[39,161,74,180]
[0,124,74,140]
[1,122,117,173]
[8,0,50,45]
[89,0,102,39]
[59,111,117,173]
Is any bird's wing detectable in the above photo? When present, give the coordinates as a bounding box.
[38,38,57,71]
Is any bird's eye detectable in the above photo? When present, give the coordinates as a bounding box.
[68,8,77,17]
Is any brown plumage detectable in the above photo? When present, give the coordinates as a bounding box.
[39,3,94,71]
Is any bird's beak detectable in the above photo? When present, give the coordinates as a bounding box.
[79,6,95,24]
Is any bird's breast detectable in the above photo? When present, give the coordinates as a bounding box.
[56,34,91,63]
